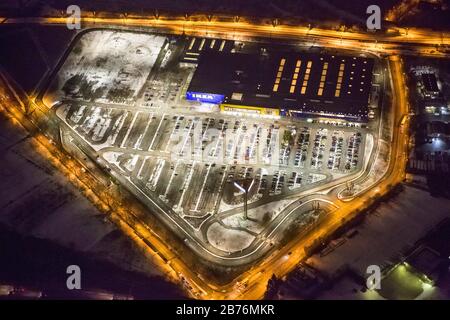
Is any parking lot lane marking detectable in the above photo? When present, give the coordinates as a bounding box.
[162,160,180,199]
[176,119,195,155]
[138,112,154,150]
[120,111,140,148]
[148,158,165,191]
[193,163,212,212]
[219,40,226,51]
[188,37,196,51]
[137,156,149,180]
[199,38,206,51]
[149,113,166,151]
[212,164,228,212]
[177,161,196,215]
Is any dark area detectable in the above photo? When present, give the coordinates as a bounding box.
[0,224,185,299]
[0,27,47,93]
[427,172,450,198]
[420,218,450,258]
[29,25,76,64]
[0,25,75,94]
[402,1,450,30]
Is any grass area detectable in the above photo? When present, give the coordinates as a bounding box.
[378,264,424,300]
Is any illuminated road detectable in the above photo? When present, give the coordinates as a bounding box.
[0,12,417,299]
[2,15,450,58]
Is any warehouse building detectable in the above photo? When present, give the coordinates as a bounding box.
[186,50,374,122]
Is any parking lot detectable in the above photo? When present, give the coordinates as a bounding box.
[56,102,366,224]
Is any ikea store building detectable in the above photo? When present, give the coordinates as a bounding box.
[186,49,374,122]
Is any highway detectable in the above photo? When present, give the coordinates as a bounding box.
[0,12,421,299]
[1,15,450,57]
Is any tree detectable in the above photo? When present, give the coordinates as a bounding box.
[262,211,273,224]
[264,274,280,299]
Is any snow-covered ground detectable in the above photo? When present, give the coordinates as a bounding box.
[219,199,297,237]
[206,222,255,253]
[0,115,163,278]
[222,215,266,234]
[46,30,166,105]
[102,151,124,167]
[247,199,296,222]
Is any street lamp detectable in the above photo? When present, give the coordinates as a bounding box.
[233,179,255,220]
[272,18,279,28]
[122,12,128,24]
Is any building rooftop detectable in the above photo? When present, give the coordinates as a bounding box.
[187,50,374,120]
